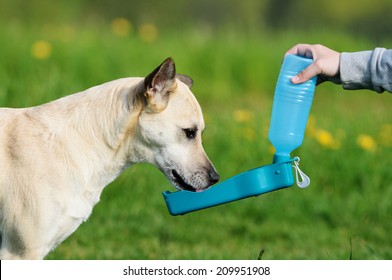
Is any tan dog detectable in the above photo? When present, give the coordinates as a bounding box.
[0,58,219,259]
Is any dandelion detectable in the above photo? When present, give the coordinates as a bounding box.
[357,134,377,152]
[111,17,132,37]
[138,23,158,43]
[233,109,254,123]
[31,40,52,60]
[314,129,340,150]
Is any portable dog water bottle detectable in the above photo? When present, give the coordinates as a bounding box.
[162,55,316,216]
[269,55,317,163]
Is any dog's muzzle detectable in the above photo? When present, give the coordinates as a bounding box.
[171,169,219,192]
[171,169,196,191]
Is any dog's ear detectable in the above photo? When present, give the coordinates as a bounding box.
[176,74,193,88]
[143,57,176,113]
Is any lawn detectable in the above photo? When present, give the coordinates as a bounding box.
[1,21,391,259]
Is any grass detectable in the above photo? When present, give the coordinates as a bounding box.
[1,21,391,259]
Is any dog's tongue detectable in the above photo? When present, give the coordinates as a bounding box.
[196,189,204,193]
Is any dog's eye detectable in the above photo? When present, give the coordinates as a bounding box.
[183,128,197,139]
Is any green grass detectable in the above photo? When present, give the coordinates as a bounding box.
[1,22,391,260]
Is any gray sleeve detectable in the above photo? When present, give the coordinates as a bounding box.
[339,48,392,93]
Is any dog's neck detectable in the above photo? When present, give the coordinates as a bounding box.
[41,78,146,206]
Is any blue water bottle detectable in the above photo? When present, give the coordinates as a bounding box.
[268,54,317,163]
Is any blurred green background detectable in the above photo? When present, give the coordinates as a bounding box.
[0,0,391,259]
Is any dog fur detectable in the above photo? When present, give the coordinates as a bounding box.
[0,58,219,259]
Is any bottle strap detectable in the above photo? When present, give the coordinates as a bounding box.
[292,157,310,188]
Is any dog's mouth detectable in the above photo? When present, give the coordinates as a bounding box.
[171,169,196,192]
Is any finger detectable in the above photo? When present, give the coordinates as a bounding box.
[285,44,313,58]
[284,44,307,63]
[291,63,320,84]
[284,45,300,57]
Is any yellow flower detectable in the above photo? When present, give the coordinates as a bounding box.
[111,18,132,37]
[31,40,52,60]
[233,109,254,123]
[315,129,340,150]
[357,134,377,152]
[138,23,158,43]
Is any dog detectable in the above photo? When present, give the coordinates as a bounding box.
[0,58,219,259]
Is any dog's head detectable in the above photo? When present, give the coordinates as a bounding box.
[136,58,219,192]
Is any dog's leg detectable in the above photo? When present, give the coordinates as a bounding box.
[0,197,55,260]
[0,222,47,260]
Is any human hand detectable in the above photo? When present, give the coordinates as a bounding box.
[285,44,341,85]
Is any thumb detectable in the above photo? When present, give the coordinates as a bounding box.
[291,63,320,84]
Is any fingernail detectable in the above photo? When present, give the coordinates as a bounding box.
[291,76,300,83]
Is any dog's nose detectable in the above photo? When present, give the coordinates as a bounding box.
[209,170,220,185]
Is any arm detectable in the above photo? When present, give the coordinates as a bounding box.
[286,44,392,93]
[340,48,392,93]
